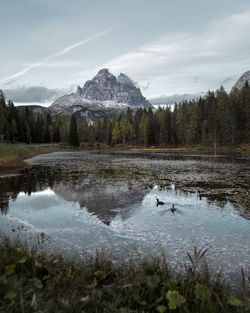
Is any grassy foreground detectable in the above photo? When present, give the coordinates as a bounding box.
[0,144,63,172]
[0,237,249,313]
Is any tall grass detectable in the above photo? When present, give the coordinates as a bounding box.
[0,236,249,313]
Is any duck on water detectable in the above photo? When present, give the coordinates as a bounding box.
[156,198,164,206]
[170,204,176,213]
[156,199,177,214]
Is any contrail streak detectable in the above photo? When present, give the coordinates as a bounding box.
[0,29,112,84]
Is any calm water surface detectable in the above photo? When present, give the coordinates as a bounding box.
[0,151,249,282]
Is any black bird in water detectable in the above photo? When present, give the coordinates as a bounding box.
[170,204,176,213]
[156,198,164,206]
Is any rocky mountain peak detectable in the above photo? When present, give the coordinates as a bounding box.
[96,68,112,76]
[49,69,151,124]
[73,69,151,107]
[90,68,118,89]
[232,70,250,91]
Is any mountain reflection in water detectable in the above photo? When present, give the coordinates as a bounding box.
[54,175,148,225]
[0,167,148,225]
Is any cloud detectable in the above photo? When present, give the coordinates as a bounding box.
[0,29,113,84]
[2,80,17,86]
[130,79,151,91]
[75,10,250,96]
[21,60,83,69]
[3,86,65,103]
[221,77,233,85]
[149,92,206,105]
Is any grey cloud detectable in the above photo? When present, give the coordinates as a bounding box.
[3,86,65,103]
[117,73,136,88]
[3,80,17,86]
[98,10,250,95]
[192,77,202,83]
[137,80,151,91]
[0,30,112,85]
[221,77,233,85]
[149,92,206,105]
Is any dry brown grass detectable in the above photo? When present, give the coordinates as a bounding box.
[0,144,62,172]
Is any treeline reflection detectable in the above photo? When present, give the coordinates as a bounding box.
[0,166,64,214]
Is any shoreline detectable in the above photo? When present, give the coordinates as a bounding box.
[1,143,249,175]
[129,144,250,156]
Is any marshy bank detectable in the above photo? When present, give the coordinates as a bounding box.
[0,144,68,175]
[0,144,64,174]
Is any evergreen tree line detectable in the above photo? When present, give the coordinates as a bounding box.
[0,84,249,147]
[0,91,66,144]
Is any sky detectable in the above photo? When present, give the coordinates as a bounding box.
[1,0,250,105]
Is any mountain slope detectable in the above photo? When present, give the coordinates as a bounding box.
[232,70,250,91]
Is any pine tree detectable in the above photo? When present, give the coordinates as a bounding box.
[9,119,17,143]
[128,123,136,144]
[69,115,80,146]
[88,127,95,146]
[120,118,128,143]
[216,86,232,144]
[78,122,86,143]
[206,91,218,145]
[60,115,69,143]
[53,123,61,142]
[188,103,198,144]
[112,121,121,144]
[157,109,167,146]
[0,90,7,142]
[138,112,147,144]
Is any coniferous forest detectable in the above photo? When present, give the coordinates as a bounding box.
[0,84,249,147]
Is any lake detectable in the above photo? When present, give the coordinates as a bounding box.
[0,151,249,283]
